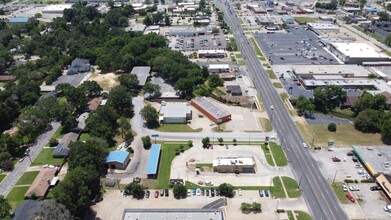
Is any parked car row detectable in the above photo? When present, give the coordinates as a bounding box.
[187,188,220,197]
[145,189,169,199]
[258,190,270,197]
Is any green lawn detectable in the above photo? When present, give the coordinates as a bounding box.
[155,124,202,132]
[52,125,64,140]
[287,210,295,220]
[0,174,6,183]
[31,148,64,166]
[79,133,92,142]
[58,97,68,105]
[195,163,213,168]
[15,171,39,185]
[259,118,272,132]
[266,70,277,79]
[270,142,288,166]
[330,108,355,121]
[332,182,350,204]
[261,145,275,166]
[295,211,312,220]
[235,53,242,59]
[6,186,29,209]
[270,177,286,198]
[297,122,383,147]
[294,17,319,24]
[273,83,283,88]
[250,37,263,56]
[143,143,191,189]
[282,176,300,198]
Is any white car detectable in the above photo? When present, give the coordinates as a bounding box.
[187,189,192,196]
[196,188,201,196]
[19,158,24,162]
[349,186,360,191]
[303,143,308,148]
[238,189,242,196]
[342,186,348,192]
[384,205,391,212]
[116,145,122,150]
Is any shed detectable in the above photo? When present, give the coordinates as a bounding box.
[131,66,151,86]
[105,151,130,170]
[146,144,161,178]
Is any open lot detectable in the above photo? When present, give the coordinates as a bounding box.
[31,148,64,166]
[254,26,338,65]
[89,72,119,91]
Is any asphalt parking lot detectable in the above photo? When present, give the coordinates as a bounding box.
[52,72,90,86]
[168,32,228,51]
[254,26,339,65]
[305,113,351,125]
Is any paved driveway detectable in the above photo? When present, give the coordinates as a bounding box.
[0,122,60,196]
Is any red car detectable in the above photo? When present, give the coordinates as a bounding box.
[155,190,159,198]
[332,157,341,162]
[346,194,355,202]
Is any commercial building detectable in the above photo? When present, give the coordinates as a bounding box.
[131,66,150,86]
[307,22,339,32]
[198,50,225,58]
[105,151,130,170]
[256,16,275,26]
[41,4,72,13]
[213,156,256,173]
[159,102,192,124]
[67,58,90,75]
[52,132,79,158]
[281,15,294,24]
[376,174,391,201]
[122,209,224,220]
[327,42,390,64]
[128,24,146,33]
[291,65,370,79]
[191,97,231,124]
[146,144,161,178]
[8,17,29,23]
[247,4,266,14]
[25,169,57,198]
[146,25,160,34]
[208,64,230,73]
[168,26,206,37]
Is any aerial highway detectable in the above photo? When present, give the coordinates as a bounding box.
[216,2,349,220]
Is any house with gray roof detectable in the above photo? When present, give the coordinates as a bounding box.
[131,66,151,86]
[67,58,90,75]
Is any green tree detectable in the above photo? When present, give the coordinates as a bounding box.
[143,15,153,26]
[386,33,391,47]
[252,202,262,212]
[118,117,132,139]
[188,140,193,147]
[108,86,134,117]
[173,184,187,199]
[79,80,102,98]
[207,74,224,88]
[240,202,251,213]
[0,195,11,219]
[202,137,210,147]
[378,11,389,21]
[67,140,107,172]
[233,138,237,145]
[143,81,161,94]
[352,92,387,116]
[218,137,224,145]
[328,123,337,132]
[381,118,391,144]
[164,14,171,26]
[140,104,159,128]
[125,182,145,198]
[218,183,235,197]
[32,200,74,220]
[354,109,385,133]
[313,85,346,113]
[142,135,152,149]
[295,95,315,116]
[85,105,119,144]
[119,74,140,96]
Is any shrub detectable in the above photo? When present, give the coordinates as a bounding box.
[344,179,354,183]
[49,138,59,147]
[361,179,375,183]
[233,139,237,145]
[328,123,337,132]
[354,179,359,183]
[276,209,285,213]
[188,140,193,147]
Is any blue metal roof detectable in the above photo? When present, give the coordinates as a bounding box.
[8,17,29,23]
[105,151,129,163]
[52,143,69,157]
[146,144,161,175]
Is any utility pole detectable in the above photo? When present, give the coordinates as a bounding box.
[332,171,338,186]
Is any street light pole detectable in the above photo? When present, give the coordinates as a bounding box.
[332,171,338,186]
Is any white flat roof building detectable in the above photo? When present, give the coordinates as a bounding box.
[41,4,72,13]
[307,23,339,31]
[213,156,256,173]
[328,42,390,64]
[159,102,192,124]
[208,64,230,73]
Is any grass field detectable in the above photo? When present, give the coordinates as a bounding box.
[294,17,319,24]
[261,145,275,166]
[266,70,277,79]
[0,174,5,183]
[330,108,355,121]
[79,133,92,142]
[52,125,64,140]
[6,186,29,209]
[31,148,64,166]
[259,118,272,132]
[273,83,283,88]
[332,182,350,204]
[297,122,383,147]
[15,171,39,185]
[271,177,286,198]
[295,211,312,220]
[195,163,213,168]
[235,53,242,59]
[287,211,295,220]
[282,176,300,198]
[155,124,202,132]
[143,143,191,189]
[270,142,288,166]
[250,37,263,57]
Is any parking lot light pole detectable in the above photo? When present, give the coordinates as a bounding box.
[332,171,338,186]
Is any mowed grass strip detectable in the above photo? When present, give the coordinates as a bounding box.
[15,171,39,185]
[295,211,313,220]
[155,124,202,132]
[282,176,300,198]
[0,174,6,183]
[270,142,287,166]
[6,186,29,209]
[332,182,350,204]
[31,148,64,166]
[270,177,286,198]
[261,145,275,166]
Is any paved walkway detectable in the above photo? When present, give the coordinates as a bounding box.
[0,122,60,196]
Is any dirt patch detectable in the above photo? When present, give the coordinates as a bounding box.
[89,71,119,91]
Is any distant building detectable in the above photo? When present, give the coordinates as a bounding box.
[67,58,90,75]
[307,23,339,32]
[41,4,72,13]
[123,209,224,220]
[327,42,390,64]
[13,200,67,220]
[198,50,225,58]
[8,17,29,23]
[213,156,256,173]
[25,169,57,198]
[146,144,161,178]
[191,97,231,124]
[256,16,275,26]
[159,102,192,124]
[128,24,146,33]
[105,151,130,170]
[0,75,16,81]
[226,85,242,96]
[208,64,230,73]
[87,97,103,112]
[130,66,150,86]
[168,26,206,37]
[281,15,294,24]
[52,132,79,158]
